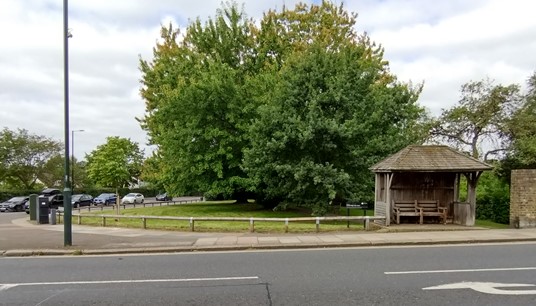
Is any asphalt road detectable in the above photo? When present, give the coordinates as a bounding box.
[1,243,536,305]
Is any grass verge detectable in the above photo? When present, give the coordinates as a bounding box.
[474,219,510,229]
[73,201,367,233]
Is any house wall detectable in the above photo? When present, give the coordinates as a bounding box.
[510,169,536,228]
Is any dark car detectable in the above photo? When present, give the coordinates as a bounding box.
[93,193,117,206]
[155,192,172,201]
[40,188,61,197]
[45,194,64,209]
[71,194,94,208]
[0,196,29,212]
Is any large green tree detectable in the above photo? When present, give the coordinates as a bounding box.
[0,128,62,189]
[139,1,425,208]
[505,72,536,164]
[139,3,256,200]
[244,42,423,214]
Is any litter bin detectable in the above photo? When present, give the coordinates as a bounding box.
[49,208,57,225]
[38,196,49,224]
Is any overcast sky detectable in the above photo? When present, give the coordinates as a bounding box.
[1,0,535,159]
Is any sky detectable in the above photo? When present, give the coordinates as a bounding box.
[1,0,535,159]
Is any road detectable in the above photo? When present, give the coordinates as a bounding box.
[1,243,536,305]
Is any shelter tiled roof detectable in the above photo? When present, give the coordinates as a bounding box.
[370,145,493,172]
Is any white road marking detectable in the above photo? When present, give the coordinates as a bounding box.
[423,282,536,295]
[0,276,259,291]
[385,267,536,275]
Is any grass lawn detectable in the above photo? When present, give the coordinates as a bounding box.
[474,219,510,229]
[75,201,369,233]
[69,201,508,233]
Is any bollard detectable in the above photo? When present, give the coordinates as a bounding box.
[49,208,57,225]
[189,217,194,232]
[29,194,38,221]
[249,218,254,233]
[142,217,147,229]
[316,217,320,233]
[102,216,106,227]
[285,218,289,233]
[77,215,81,225]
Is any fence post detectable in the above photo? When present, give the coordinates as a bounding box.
[190,217,194,232]
[102,216,106,227]
[142,217,146,229]
[77,215,81,225]
[249,218,254,233]
[316,217,320,233]
[285,218,289,233]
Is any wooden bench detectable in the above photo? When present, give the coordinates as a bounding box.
[417,200,447,224]
[393,200,419,224]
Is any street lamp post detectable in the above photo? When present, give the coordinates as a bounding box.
[63,0,72,246]
[71,129,84,194]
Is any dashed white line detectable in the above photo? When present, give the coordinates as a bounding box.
[385,267,536,275]
[0,276,259,291]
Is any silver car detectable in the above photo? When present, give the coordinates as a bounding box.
[121,193,144,204]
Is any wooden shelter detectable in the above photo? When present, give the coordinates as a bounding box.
[369,145,492,226]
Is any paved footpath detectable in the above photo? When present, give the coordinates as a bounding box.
[2,217,536,257]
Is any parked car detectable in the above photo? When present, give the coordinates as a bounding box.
[38,188,63,208]
[45,194,64,209]
[71,194,94,208]
[40,188,61,197]
[155,192,172,201]
[93,193,117,206]
[121,193,144,204]
[0,196,29,212]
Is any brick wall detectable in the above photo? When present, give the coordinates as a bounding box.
[510,169,536,228]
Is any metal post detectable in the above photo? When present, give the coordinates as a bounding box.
[71,129,84,193]
[346,206,350,228]
[63,0,72,246]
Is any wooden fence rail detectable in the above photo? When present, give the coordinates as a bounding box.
[71,199,202,213]
[56,212,385,232]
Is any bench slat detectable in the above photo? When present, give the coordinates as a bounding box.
[417,200,447,224]
[392,200,419,224]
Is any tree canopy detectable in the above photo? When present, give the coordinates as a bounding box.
[429,79,520,160]
[85,136,144,189]
[0,127,62,189]
[139,1,425,212]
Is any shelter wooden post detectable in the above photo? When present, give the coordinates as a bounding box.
[385,173,394,226]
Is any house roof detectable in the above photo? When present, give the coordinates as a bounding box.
[370,145,493,172]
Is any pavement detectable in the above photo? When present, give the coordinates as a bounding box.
[2,216,536,257]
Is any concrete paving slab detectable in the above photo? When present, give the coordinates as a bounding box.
[258,237,280,244]
[194,238,218,246]
[237,237,258,245]
[279,237,302,244]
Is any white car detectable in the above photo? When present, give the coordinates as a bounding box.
[121,193,144,204]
